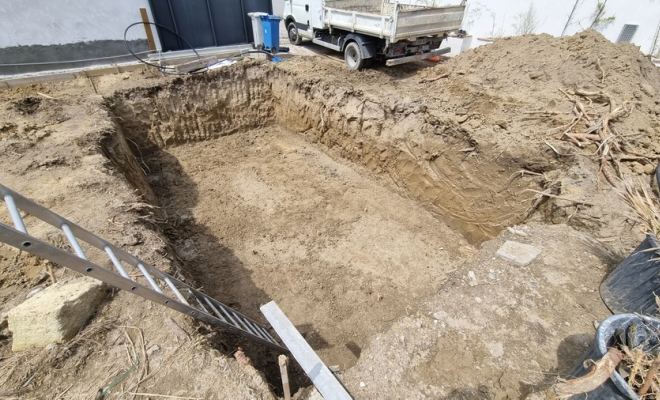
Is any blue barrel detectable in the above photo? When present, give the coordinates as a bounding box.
[260,15,282,53]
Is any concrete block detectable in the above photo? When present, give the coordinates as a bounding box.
[496,240,542,267]
[8,278,106,351]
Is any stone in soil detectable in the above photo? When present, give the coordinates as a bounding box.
[7,278,106,351]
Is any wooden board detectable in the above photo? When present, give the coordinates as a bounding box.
[260,301,352,400]
[173,56,218,73]
[140,8,157,52]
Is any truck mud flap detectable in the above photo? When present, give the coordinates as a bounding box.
[385,47,450,66]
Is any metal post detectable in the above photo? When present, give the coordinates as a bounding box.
[166,0,183,49]
[239,0,249,43]
[204,0,218,47]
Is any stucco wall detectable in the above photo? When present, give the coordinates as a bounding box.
[0,0,160,76]
[0,0,157,47]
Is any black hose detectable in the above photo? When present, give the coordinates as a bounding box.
[124,21,207,75]
[124,22,277,76]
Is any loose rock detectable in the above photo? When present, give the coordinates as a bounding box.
[7,278,106,351]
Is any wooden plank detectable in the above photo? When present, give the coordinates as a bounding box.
[140,8,157,52]
[6,73,76,88]
[260,301,352,400]
[173,56,218,73]
[279,355,291,400]
[84,64,145,77]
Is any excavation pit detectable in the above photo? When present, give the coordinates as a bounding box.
[102,63,544,391]
[4,30,660,399]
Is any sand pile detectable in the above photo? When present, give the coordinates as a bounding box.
[420,30,660,179]
[438,30,660,105]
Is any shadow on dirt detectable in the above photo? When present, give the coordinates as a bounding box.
[518,332,594,398]
[103,123,311,396]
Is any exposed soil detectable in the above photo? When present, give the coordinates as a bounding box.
[0,30,659,399]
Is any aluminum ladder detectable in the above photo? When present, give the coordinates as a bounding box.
[0,183,287,353]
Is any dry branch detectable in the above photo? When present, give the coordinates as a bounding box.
[554,348,623,397]
[638,353,660,396]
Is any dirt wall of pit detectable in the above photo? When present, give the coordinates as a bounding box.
[106,63,542,244]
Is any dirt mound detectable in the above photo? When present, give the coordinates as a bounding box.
[437,30,660,105]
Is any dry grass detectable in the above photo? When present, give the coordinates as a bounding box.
[618,321,660,398]
[616,177,660,237]
[0,319,114,397]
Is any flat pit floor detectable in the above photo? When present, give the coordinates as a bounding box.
[149,126,467,368]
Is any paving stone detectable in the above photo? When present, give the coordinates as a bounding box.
[496,240,542,267]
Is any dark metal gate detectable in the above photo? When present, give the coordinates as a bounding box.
[148,0,272,51]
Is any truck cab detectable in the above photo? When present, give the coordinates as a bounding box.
[284,0,320,43]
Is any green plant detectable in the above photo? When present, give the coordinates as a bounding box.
[513,3,539,35]
[590,1,616,32]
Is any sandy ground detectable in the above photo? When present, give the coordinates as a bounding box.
[148,126,468,369]
[0,29,658,399]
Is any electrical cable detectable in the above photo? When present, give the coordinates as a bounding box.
[124,22,277,76]
[124,21,207,75]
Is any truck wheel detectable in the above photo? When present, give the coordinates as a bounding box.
[287,23,302,45]
[344,42,364,71]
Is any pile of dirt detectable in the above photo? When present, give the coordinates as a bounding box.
[418,31,660,245]
[427,30,660,151]
[442,30,659,100]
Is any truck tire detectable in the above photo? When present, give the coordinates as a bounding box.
[287,23,303,45]
[344,42,364,71]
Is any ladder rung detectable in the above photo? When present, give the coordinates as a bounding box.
[257,324,277,344]
[233,311,258,336]
[164,276,189,305]
[104,246,130,279]
[218,304,239,326]
[61,223,87,260]
[136,262,163,293]
[193,293,209,314]
[246,320,268,341]
[4,194,27,234]
[203,297,227,323]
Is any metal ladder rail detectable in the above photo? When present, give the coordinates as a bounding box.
[0,184,287,353]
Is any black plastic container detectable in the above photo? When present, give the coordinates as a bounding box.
[600,234,660,315]
[566,314,660,399]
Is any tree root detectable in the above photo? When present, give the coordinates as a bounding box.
[551,88,641,186]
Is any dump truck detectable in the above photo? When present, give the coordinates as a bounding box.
[283,0,466,70]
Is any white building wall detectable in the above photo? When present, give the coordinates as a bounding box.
[0,0,158,48]
[461,0,660,55]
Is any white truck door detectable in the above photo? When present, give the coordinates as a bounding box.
[309,0,323,29]
[291,0,311,28]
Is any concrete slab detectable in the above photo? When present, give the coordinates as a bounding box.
[496,240,542,267]
[8,278,106,351]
